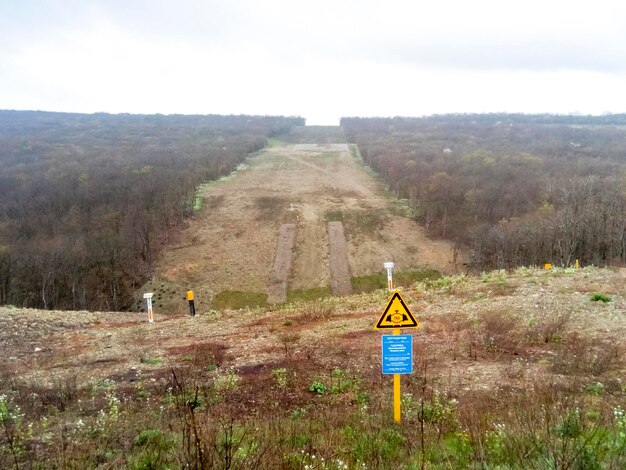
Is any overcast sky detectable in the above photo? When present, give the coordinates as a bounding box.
[2,0,626,124]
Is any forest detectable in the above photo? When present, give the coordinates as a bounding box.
[0,111,303,310]
[341,114,626,270]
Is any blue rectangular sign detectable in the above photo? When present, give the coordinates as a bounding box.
[382,334,413,374]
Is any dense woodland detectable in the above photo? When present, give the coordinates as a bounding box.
[342,114,626,270]
[0,111,303,310]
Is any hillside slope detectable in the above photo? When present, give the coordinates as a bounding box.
[146,141,456,313]
[1,267,625,467]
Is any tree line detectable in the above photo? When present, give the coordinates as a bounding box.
[341,114,626,270]
[0,111,303,310]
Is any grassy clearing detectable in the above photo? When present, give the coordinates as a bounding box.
[346,209,388,238]
[324,209,343,222]
[352,268,441,293]
[266,137,285,148]
[212,290,267,310]
[287,286,332,303]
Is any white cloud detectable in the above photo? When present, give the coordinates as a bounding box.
[1,0,626,124]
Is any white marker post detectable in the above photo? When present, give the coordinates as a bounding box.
[384,262,394,291]
[143,293,154,323]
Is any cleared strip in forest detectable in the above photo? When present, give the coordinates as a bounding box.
[328,221,352,296]
[267,224,296,304]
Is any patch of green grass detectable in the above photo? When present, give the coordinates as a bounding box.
[140,356,163,365]
[192,182,217,212]
[351,268,441,293]
[212,290,267,310]
[590,292,612,302]
[324,210,343,222]
[346,209,388,237]
[266,138,285,148]
[287,286,332,302]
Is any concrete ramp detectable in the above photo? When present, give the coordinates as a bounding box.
[328,221,352,296]
[267,224,296,304]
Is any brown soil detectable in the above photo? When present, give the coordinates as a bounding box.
[328,221,352,295]
[267,224,296,303]
[3,267,624,398]
[150,142,458,311]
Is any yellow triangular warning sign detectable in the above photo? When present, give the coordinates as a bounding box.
[375,290,420,330]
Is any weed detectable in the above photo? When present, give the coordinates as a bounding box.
[423,273,467,293]
[330,368,358,394]
[0,394,25,468]
[299,301,335,322]
[271,368,288,389]
[514,266,540,277]
[527,312,570,344]
[140,355,163,365]
[134,371,152,400]
[213,368,240,392]
[590,292,612,302]
[474,309,523,355]
[586,382,605,396]
[551,333,618,376]
[130,429,175,469]
[308,381,328,395]
[278,332,300,358]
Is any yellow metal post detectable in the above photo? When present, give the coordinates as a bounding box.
[393,327,401,422]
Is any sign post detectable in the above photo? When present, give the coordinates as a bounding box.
[187,290,196,317]
[143,293,154,323]
[375,289,420,423]
[384,262,394,291]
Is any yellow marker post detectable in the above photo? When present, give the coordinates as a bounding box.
[393,327,401,422]
[376,262,420,424]
[575,259,579,270]
[187,290,196,317]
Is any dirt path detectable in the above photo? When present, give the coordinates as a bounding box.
[267,224,296,304]
[150,140,458,311]
[328,221,352,295]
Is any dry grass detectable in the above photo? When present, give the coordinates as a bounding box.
[2,267,626,468]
